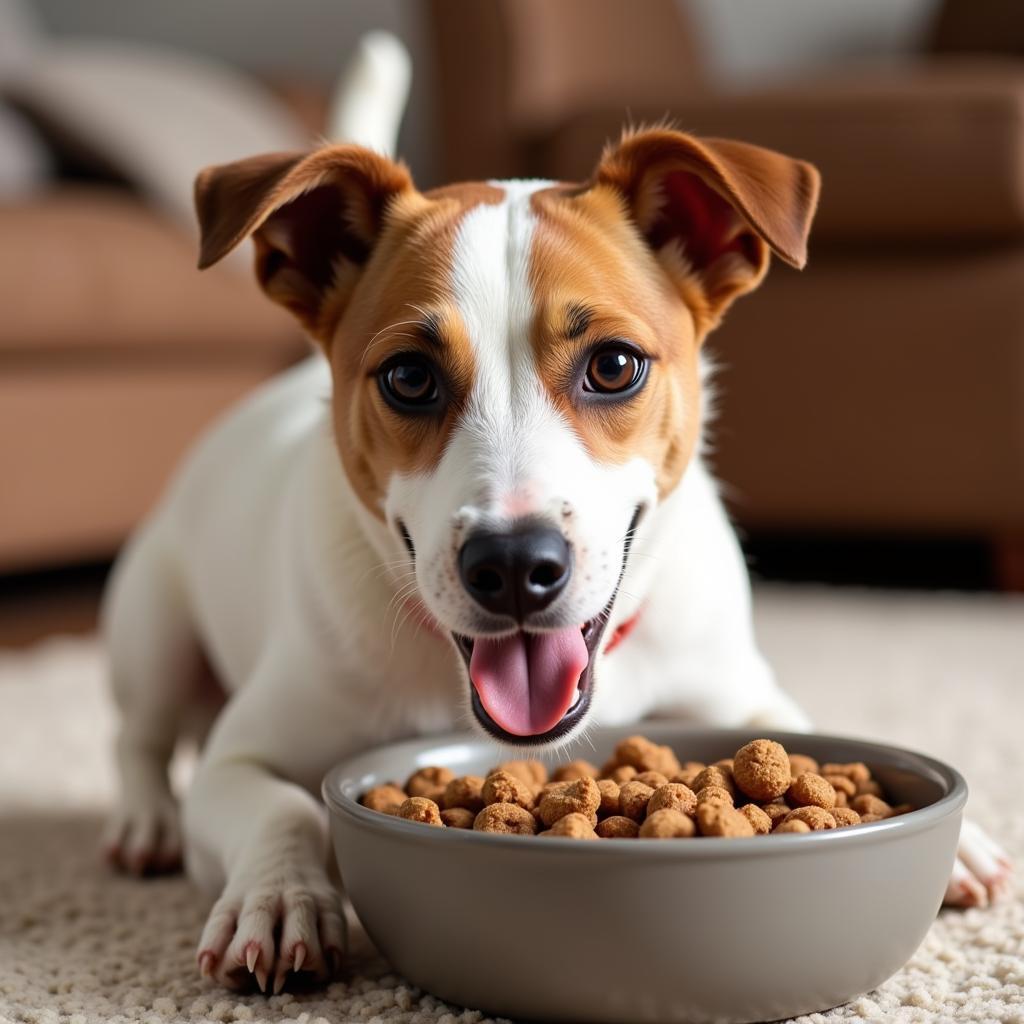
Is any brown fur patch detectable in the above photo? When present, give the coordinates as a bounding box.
[325,185,503,517]
[527,184,703,499]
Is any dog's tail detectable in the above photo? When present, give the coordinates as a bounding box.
[326,31,412,157]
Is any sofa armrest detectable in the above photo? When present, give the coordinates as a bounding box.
[542,58,1024,244]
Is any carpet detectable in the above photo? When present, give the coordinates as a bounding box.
[1,585,1022,1023]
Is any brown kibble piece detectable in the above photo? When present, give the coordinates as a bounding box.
[647,783,697,818]
[405,766,454,802]
[540,812,598,839]
[833,790,848,808]
[851,794,892,818]
[596,815,640,838]
[361,784,407,814]
[551,759,599,782]
[597,779,621,817]
[859,813,884,823]
[640,809,696,838]
[831,807,862,828]
[482,770,535,810]
[691,765,735,797]
[473,802,537,835]
[440,807,475,829]
[608,765,638,784]
[891,803,914,816]
[443,775,485,813]
[788,753,819,777]
[618,781,656,822]
[739,803,773,835]
[783,806,836,830]
[824,774,856,798]
[495,760,547,787]
[537,776,601,827]
[822,762,871,784]
[397,797,443,826]
[732,739,791,801]
[611,735,681,776]
[760,802,791,827]
[635,771,670,789]
[671,762,705,788]
[696,803,755,837]
[856,779,883,798]
[788,772,837,810]
[775,819,811,834]
[695,785,734,808]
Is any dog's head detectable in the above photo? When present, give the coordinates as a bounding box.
[195,128,819,746]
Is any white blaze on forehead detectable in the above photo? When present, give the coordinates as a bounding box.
[441,179,567,513]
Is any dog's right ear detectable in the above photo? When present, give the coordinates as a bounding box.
[194,146,415,342]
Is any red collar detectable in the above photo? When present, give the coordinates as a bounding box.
[602,608,642,655]
[404,598,642,656]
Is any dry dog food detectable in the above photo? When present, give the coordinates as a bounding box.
[359,736,912,840]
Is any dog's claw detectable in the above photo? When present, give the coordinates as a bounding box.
[198,951,215,979]
[198,879,345,992]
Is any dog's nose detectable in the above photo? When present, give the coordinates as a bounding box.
[458,525,572,620]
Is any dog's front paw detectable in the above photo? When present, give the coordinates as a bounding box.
[104,792,183,875]
[196,868,347,993]
[944,819,1014,909]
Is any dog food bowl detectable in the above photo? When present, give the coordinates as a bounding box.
[323,725,965,1024]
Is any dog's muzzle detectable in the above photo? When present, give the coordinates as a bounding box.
[451,508,641,745]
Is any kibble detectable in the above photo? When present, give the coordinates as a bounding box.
[482,770,535,810]
[405,766,454,803]
[474,802,537,835]
[397,797,443,826]
[640,809,696,839]
[361,736,912,842]
[732,739,791,801]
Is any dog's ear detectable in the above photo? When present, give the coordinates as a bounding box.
[591,128,820,331]
[194,145,415,341]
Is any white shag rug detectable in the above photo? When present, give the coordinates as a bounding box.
[1,585,1022,1024]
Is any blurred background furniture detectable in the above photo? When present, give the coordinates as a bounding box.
[430,0,1024,587]
[2,0,1022,598]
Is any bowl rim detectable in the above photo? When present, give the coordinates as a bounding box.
[322,726,968,858]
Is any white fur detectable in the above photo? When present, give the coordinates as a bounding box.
[103,182,1009,991]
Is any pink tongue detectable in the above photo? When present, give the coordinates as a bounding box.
[469,628,589,737]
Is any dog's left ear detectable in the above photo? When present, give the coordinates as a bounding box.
[592,128,820,330]
[194,145,415,342]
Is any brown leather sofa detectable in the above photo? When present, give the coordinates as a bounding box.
[429,0,1024,586]
[0,188,305,571]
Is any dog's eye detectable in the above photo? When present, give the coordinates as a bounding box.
[584,345,646,395]
[379,357,440,410]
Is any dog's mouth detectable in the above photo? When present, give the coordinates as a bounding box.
[451,506,643,746]
[453,614,609,744]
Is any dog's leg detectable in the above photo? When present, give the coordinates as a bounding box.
[102,525,199,874]
[182,648,354,993]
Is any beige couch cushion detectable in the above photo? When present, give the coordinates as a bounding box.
[0,188,303,358]
[544,59,1024,244]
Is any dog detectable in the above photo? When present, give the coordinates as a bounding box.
[101,110,1012,992]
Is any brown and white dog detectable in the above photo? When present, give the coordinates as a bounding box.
[102,118,1011,992]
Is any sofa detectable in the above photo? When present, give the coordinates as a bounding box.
[428,0,1024,587]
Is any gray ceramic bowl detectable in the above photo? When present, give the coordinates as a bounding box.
[323,725,965,1024]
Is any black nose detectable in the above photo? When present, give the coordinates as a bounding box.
[458,524,572,621]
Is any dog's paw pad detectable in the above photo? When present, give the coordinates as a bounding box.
[197,883,346,992]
